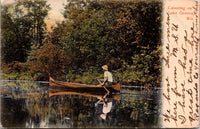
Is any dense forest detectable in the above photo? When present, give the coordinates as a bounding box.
[1,0,162,87]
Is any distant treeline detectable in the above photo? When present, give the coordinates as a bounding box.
[1,0,162,87]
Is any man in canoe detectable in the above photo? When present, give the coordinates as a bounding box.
[98,65,113,86]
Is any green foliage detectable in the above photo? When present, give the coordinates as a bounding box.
[65,67,102,84]
[50,0,162,86]
[18,73,34,80]
[1,72,20,80]
[2,0,162,87]
[61,9,116,68]
[1,72,49,81]
[113,46,161,86]
[74,70,103,84]
[1,0,50,64]
[1,5,29,63]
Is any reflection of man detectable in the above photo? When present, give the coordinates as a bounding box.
[95,91,113,120]
[100,98,112,120]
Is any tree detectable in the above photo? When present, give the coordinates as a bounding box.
[49,0,162,86]
[1,5,17,63]
[51,0,92,47]
[29,41,71,79]
[1,4,31,63]
[1,0,50,64]
[62,8,116,69]
[20,0,51,47]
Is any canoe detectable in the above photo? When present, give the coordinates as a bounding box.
[49,88,120,101]
[49,77,120,92]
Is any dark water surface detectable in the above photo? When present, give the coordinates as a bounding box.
[1,80,161,128]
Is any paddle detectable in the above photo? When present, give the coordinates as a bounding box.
[97,78,110,94]
[95,90,110,106]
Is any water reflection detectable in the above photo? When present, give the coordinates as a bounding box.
[1,81,161,128]
[94,91,114,120]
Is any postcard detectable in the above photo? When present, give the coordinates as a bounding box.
[0,0,199,128]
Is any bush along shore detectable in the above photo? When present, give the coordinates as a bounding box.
[1,63,161,87]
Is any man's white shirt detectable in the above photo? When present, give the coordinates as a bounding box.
[104,71,113,82]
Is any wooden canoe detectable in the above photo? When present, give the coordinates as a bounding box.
[49,77,120,92]
[49,88,120,101]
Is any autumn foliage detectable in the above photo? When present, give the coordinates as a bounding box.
[28,41,71,79]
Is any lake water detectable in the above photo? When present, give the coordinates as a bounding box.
[1,80,162,128]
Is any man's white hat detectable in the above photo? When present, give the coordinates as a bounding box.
[100,114,107,120]
[102,65,108,70]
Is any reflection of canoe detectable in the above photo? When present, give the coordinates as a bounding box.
[49,77,120,92]
[49,88,120,101]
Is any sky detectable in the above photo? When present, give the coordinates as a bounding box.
[1,0,68,31]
